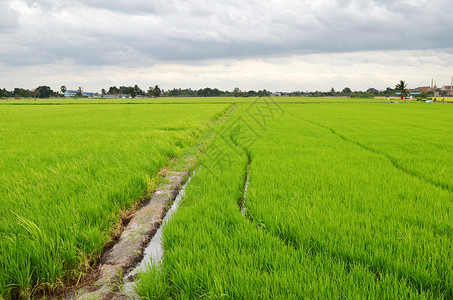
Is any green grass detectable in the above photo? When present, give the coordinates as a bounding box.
[0,96,386,105]
[2,98,451,298]
[136,102,453,299]
[0,103,229,298]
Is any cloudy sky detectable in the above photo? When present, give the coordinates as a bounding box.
[1,0,452,92]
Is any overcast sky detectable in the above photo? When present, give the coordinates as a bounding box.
[1,0,452,92]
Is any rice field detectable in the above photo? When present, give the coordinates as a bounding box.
[1,98,452,299]
[136,101,453,299]
[0,96,386,105]
[0,103,229,298]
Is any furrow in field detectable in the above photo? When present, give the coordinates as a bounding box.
[135,103,450,299]
[239,167,440,297]
[226,122,436,296]
[236,158,438,298]
[292,114,453,194]
[323,121,453,194]
[241,108,452,298]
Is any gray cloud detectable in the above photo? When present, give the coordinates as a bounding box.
[3,0,453,68]
[0,1,20,31]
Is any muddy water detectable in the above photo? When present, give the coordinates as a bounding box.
[122,175,192,297]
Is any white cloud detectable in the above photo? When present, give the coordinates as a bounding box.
[0,1,20,30]
[1,0,453,90]
[1,49,452,92]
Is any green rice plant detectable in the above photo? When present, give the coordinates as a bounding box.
[244,103,453,298]
[0,96,385,106]
[0,103,229,298]
[136,103,445,298]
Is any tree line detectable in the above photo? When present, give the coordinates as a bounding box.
[1,84,423,99]
[0,85,272,99]
[277,87,398,98]
[0,86,57,99]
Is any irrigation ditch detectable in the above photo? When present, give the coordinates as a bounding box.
[64,169,191,300]
[122,175,193,298]
[58,105,236,299]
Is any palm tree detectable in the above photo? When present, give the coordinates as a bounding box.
[134,84,140,95]
[153,85,161,98]
[60,85,67,98]
[395,80,408,102]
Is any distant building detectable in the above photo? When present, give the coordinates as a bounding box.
[64,90,96,98]
[414,79,445,96]
[415,86,431,93]
[102,94,118,99]
[441,77,453,94]
[442,85,453,94]
[64,90,78,97]
[414,78,453,95]
[82,92,96,98]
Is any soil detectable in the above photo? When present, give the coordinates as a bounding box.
[55,105,236,299]
[62,170,189,299]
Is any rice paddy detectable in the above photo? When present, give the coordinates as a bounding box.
[137,101,453,299]
[1,98,452,299]
[0,103,228,298]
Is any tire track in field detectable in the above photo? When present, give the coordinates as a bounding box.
[289,112,453,195]
[227,113,449,298]
[234,154,443,298]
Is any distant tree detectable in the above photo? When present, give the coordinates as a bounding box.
[366,88,379,95]
[351,92,374,99]
[329,87,335,96]
[395,80,408,102]
[153,85,161,98]
[147,86,154,97]
[60,85,67,96]
[134,84,143,96]
[108,86,120,95]
[13,88,21,98]
[101,88,106,95]
[12,88,31,98]
[419,92,429,99]
[341,87,352,95]
[383,87,395,97]
[128,86,137,98]
[35,86,54,98]
[118,86,131,97]
[233,87,241,97]
[0,88,10,98]
[203,87,212,97]
[22,89,31,98]
[212,88,222,96]
[77,87,83,97]
[257,89,271,97]
[248,90,257,97]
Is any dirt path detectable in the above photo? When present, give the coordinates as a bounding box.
[64,170,190,299]
[60,105,236,300]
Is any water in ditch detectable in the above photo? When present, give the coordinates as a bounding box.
[122,175,192,298]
